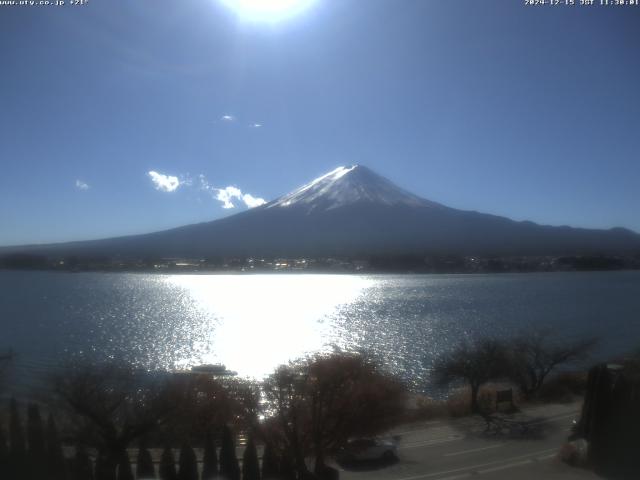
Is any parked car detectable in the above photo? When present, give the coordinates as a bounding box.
[338,437,399,462]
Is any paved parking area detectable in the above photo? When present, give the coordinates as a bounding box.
[339,402,601,480]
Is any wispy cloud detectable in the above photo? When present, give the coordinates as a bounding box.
[75,179,90,191]
[148,171,180,192]
[218,114,263,129]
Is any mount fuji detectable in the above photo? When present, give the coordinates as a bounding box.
[4,165,640,259]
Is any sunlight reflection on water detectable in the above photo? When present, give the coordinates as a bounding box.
[3,271,640,394]
[167,274,373,378]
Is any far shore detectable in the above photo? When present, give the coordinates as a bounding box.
[1,252,639,275]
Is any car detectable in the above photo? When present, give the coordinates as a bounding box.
[339,437,399,463]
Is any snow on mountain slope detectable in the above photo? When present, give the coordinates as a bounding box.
[267,165,443,213]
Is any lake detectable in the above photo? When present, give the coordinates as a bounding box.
[1,270,639,392]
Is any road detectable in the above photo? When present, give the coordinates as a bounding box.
[338,402,600,480]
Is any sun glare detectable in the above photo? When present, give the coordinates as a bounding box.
[168,274,372,378]
[219,0,317,22]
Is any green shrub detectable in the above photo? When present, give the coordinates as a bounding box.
[202,431,218,480]
[117,451,134,480]
[159,447,177,480]
[241,437,260,480]
[219,426,240,480]
[136,443,155,479]
[178,444,198,480]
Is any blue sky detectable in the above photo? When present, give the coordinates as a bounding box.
[1,0,639,246]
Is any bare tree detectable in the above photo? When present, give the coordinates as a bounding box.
[307,353,406,472]
[507,330,596,398]
[432,339,509,414]
[262,364,311,478]
[52,365,181,478]
[262,352,407,478]
[160,373,260,444]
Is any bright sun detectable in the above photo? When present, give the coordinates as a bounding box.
[220,0,317,22]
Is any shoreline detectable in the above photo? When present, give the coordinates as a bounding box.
[1,265,639,275]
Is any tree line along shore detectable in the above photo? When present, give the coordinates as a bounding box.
[2,252,639,274]
[2,328,633,480]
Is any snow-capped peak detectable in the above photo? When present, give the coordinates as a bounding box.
[267,165,440,213]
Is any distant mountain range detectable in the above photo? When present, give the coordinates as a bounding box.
[3,165,640,259]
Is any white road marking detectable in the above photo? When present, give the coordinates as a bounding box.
[443,443,504,457]
[397,426,457,438]
[392,448,557,480]
[397,410,577,443]
[398,411,576,452]
[434,453,557,479]
[395,421,445,435]
[401,436,464,449]
[477,458,533,474]
[539,453,558,460]
[384,410,575,479]
[433,474,472,480]
[477,452,557,474]
[526,411,578,425]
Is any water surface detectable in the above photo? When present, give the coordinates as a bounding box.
[1,270,639,391]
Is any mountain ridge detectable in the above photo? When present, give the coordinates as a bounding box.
[1,165,639,258]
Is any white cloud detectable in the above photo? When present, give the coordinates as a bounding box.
[216,186,243,209]
[201,176,266,209]
[221,115,236,122]
[150,171,265,209]
[148,171,180,192]
[250,123,262,128]
[214,186,266,209]
[213,187,266,209]
[242,193,267,208]
[75,179,90,191]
